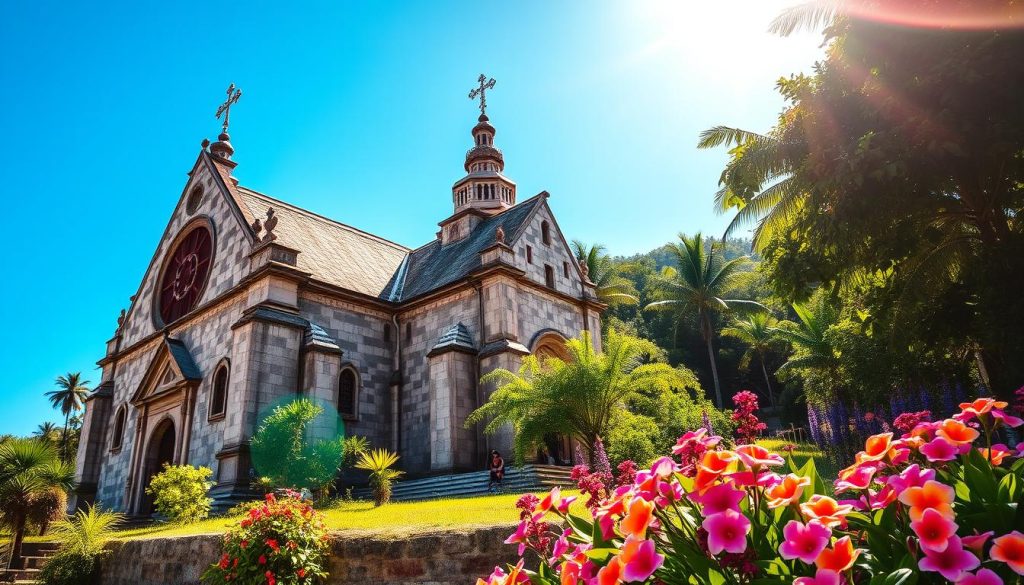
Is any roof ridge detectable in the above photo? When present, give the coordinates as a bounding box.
[236,186,412,252]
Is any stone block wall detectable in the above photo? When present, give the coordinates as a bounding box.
[97,525,520,585]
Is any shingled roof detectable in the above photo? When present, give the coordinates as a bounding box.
[234,187,545,303]
[397,194,544,301]
[236,187,409,299]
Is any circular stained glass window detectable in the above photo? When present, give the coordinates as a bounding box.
[157,224,213,325]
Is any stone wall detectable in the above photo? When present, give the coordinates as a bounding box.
[98,525,520,585]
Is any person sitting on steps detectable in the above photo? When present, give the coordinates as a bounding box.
[488,450,505,492]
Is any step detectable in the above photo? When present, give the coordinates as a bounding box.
[22,556,50,570]
[19,542,59,556]
[352,464,576,502]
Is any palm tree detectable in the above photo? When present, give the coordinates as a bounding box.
[722,312,782,407]
[0,438,75,569]
[354,449,403,506]
[772,300,839,376]
[49,504,123,556]
[45,373,91,462]
[33,422,61,444]
[645,233,762,408]
[571,241,639,306]
[467,329,704,463]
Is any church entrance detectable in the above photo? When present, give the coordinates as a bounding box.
[530,331,578,466]
[141,419,176,514]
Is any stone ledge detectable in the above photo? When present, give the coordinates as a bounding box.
[98,524,521,585]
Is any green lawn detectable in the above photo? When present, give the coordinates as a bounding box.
[109,491,580,541]
[758,438,838,481]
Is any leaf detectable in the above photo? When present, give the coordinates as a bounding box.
[998,472,1018,502]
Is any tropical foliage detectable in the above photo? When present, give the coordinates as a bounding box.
[202,492,329,585]
[721,312,782,406]
[480,397,1024,585]
[45,372,90,462]
[354,448,404,506]
[249,398,345,493]
[38,505,124,585]
[0,438,75,568]
[571,241,639,306]
[145,463,214,523]
[467,329,716,464]
[645,233,762,408]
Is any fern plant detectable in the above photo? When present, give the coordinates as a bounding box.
[354,449,403,506]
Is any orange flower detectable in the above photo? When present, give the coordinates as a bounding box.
[815,536,862,572]
[856,433,894,462]
[897,479,955,521]
[936,419,980,445]
[959,398,1007,417]
[991,531,1024,576]
[694,450,737,493]
[597,555,623,585]
[800,495,853,528]
[619,497,655,539]
[766,474,811,509]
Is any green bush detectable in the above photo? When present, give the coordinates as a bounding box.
[37,551,98,585]
[607,412,659,467]
[249,398,345,491]
[145,464,213,523]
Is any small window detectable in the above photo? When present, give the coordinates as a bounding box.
[111,406,126,451]
[209,362,229,420]
[405,322,412,342]
[383,323,392,342]
[185,186,204,214]
[563,262,570,278]
[541,221,552,245]
[526,246,533,264]
[545,265,555,288]
[338,368,359,419]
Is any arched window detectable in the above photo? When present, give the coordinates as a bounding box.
[209,361,229,421]
[541,221,552,245]
[338,367,359,420]
[111,405,126,452]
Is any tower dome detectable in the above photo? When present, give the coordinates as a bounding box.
[451,88,516,216]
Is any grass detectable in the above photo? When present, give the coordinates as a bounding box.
[757,438,839,481]
[107,491,579,541]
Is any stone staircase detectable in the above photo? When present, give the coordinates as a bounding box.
[0,541,60,584]
[353,464,575,502]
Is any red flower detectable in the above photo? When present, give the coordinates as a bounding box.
[297,568,306,578]
[258,555,267,565]
[265,570,276,585]
[266,538,280,553]
[218,554,230,570]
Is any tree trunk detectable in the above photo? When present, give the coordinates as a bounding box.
[704,319,723,408]
[760,354,775,407]
[8,514,26,570]
[61,410,70,462]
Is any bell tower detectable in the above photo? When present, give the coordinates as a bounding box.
[450,74,516,217]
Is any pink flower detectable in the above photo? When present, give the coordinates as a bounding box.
[734,444,785,469]
[991,531,1024,575]
[886,464,935,494]
[834,464,876,493]
[961,531,993,556]
[701,509,750,555]
[793,569,841,585]
[957,569,1003,585]
[549,529,571,564]
[650,456,677,478]
[778,520,831,564]
[692,482,745,516]
[911,508,958,552]
[918,536,979,581]
[620,536,664,582]
[990,409,1024,428]
[504,520,530,555]
[920,437,958,462]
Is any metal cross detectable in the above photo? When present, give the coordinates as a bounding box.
[468,74,496,115]
[215,83,243,132]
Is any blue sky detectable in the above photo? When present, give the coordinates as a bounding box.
[0,1,822,435]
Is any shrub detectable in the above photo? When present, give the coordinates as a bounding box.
[606,413,659,467]
[731,389,767,443]
[354,448,403,506]
[145,463,213,523]
[37,551,98,585]
[482,395,1024,585]
[249,399,345,491]
[201,492,329,585]
[28,487,67,535]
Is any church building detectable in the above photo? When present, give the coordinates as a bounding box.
[72,78,604,514]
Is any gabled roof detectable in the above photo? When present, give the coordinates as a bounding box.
[397,194,545,301]
[236,187,410,299]
[165,337,202,380]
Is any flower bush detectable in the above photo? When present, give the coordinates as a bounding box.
[731,390,767,444]
[202,492,329,585]
[479,396,1024,584]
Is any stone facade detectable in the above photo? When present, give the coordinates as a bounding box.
[97,525,521,585]
[73,108,604,514]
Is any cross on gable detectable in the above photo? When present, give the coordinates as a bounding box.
[215,83,243,132]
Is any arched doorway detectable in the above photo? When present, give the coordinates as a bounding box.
[141,419,176,514]
[530,331,576,465]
